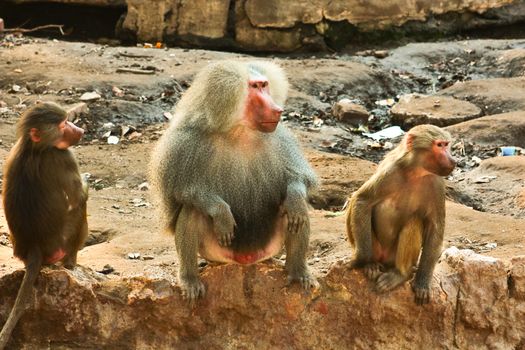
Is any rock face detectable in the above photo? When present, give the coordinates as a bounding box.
[446,111,525,147]
[439,77,525,116]
[6,0,525,51]
[391,94,481,128]
[1,249,524,349]
[116,0,525,51]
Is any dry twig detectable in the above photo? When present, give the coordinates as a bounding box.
[116,68,156,75]
[4,24,65,35]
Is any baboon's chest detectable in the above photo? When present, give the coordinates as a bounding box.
[372,191,426,239]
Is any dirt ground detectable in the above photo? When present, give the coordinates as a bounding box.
[0,35,524,283]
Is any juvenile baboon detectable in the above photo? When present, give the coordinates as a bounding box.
[0,102,88,348]
[150,60,318,300]
[346,124,456,304]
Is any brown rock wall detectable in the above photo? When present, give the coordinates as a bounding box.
[122,0,525,51]
[5,0,525,51]
[1,249,525,349]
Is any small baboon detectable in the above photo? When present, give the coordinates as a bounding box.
[150,60,318,300]
[0,102,88,348]
[346,124,456,304]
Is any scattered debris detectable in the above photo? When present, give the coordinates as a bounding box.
[127,131,142,140]
[163,111,173,121]
[97,264,115,275]
[0,232,11,247]
[449,238,498,253]
[484,242,497,250]
[67,102,89,119]
[116,51,154,59]
[363,126,405,141]
[131,198,150,207]
[307,117,324,132]
[121,125,136,137]
[356,49,389,58]
[80,92,102,102]
[107,136,119,145]
[112,86,125,97]
[472,175,497,184]
[471,156,482,165]
[84,229,117,247]
[498,146,518,156]
[127,252,141,260]
[375,98,395,107]
[116,67,156,75]
[138,182,150,191]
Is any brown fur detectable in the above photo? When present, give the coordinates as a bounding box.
[0,102,88,348]
[346,124,455,305]
[150,60,318,300]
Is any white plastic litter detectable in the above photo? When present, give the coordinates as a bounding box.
[363,126,405,141]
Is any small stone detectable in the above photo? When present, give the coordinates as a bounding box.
[484,242,497,250]
[67,102,88,119]
[121,125,135,136]
[80,92,101,102]
[163,112,173,121]
[107,136,119,145]
[332,99,369,127]
[127,131,142,140]
[127,252,141,260]
[471,156,482,165]
[373,50,389,58]
[97,264,115,275]
[138,182,150,191]
[112,86,124,97]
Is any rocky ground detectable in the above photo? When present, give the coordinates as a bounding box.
[0,34,524,349]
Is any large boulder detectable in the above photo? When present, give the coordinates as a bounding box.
[439,77,525,115]
[446,110,525,147]
[390,94,481,128]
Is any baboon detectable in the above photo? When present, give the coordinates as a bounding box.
[0,102,88,348]
[346,124,456,305]
[150,60,318,300]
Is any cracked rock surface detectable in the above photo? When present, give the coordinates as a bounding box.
[0,249,524,349]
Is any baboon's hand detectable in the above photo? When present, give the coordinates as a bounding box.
[283,193,308,235]
[180,276,206,302]
[412,283,431,305]
[211,202,236,246]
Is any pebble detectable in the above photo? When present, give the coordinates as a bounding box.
[80,91,101,102]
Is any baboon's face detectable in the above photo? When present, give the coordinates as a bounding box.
[242,75,283,133]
